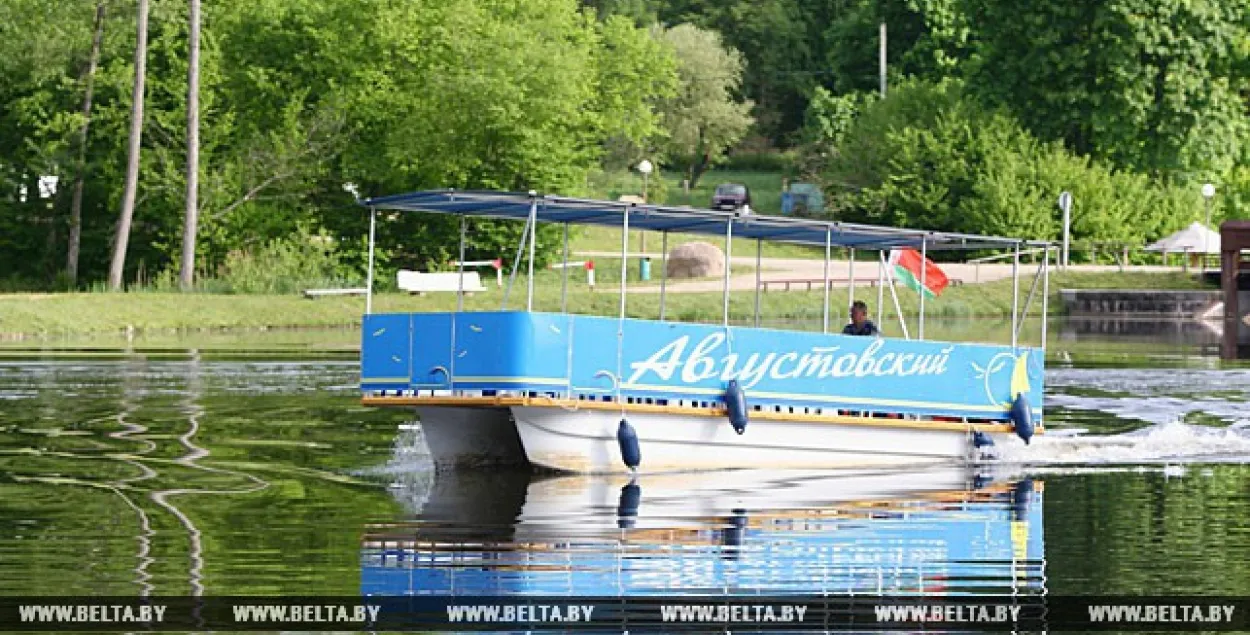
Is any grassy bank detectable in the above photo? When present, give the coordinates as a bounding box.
[0,271,1213,338]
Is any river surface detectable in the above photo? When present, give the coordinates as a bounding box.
[0,320,1247,610]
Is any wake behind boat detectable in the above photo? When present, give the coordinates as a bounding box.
[358,190,1052,473]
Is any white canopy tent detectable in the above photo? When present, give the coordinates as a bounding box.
[1146,221,1221,254]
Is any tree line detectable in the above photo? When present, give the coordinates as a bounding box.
[624,0,1250,254]
[0,0,754,290]
[5,0,1250,291]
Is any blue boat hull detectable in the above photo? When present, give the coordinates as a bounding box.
[361,311,1044,472]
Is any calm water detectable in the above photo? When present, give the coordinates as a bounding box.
[1,321,1248,606]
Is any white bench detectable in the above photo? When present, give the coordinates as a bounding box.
[302,287,368,299]
[397,270,486,295]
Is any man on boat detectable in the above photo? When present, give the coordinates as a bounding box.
[842,300,879,336]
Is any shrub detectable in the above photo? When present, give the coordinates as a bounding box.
[720,149,797,173]
[813,80,1200,247]
[211,228,362,294]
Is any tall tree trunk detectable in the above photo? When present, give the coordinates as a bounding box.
[108,0,150,290]
[687,128,710,189]
[179,0,201,290]
[67,0,107,287]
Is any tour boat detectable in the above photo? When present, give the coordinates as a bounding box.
[358,190,1052,473]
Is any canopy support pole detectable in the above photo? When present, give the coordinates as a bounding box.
[822,228,831,333]
[616,205,631,410]
[754,239,762,327]
[1010,242,1021,348]
[919,238,927,340]
[525,198,538,312]
[1014,252,1046,344]
[619,205,632,322]
[848,248,856,309]
[883,254,910,339]
[365,207,376,315]
[501,206,533,310]
[456,216,466,313]
[560,222,569,314]
[722,218,733,327]
[1041,245,1051,349]
[659,231,669,321]
[876,250,885,328]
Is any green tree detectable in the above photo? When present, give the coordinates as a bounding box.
[964,0,1250,179]
[818,80,1198,248]
[178,0,201,289]
[656,0,831,144]
[66,0,107,286]
[0,0,677,287]
[108,0,150,290]
[654,23,754,188]
[824,0,971,96]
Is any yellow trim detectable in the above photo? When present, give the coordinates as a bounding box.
[401,374,1014,414]
[360,395,1038,435]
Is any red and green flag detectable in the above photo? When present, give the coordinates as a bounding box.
[888,248,949,298]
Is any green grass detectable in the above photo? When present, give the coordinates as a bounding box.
[0,271,1215,338]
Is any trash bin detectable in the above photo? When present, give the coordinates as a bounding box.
[640,257,652,281]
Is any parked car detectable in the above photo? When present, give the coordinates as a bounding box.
[711,183,751,210]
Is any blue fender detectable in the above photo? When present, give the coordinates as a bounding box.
[617,480,640,529]
[722,509,749,550]
[1011,479,1034,521]
[1010,393,1034,445]
[725,380,749,435]
[972,431,995,448]
[617,418,641,470]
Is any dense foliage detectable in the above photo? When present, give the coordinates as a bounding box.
[820,81,1201,249]
[0,0,728,288]
[6,0,1250,289]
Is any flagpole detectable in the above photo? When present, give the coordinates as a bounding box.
[822,228,831,333]
[1011,242,1020,348]
[919,237,927,341]
[877,251,885,329]
[848,248,856,309]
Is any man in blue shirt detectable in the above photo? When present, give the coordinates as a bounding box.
[842,300,879,336]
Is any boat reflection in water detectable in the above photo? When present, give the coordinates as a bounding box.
[361,468,1045,598]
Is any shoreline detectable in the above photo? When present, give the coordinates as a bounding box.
[0,271,1213,339]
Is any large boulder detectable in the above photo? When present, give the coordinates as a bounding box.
[666,241,725,279]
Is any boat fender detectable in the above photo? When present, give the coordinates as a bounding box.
[972,431,994,448]
[1011,479,1034,521]
[617,480,640,529]
[725,380,749,435]
[722,508,748,549]
[1010,394,1034,445]
[617,418,641,471]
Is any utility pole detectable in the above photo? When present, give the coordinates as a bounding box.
[879,23,887,98]
[1058,191,1073,268]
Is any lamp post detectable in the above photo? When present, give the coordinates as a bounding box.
[1202,183,1216,273]
[637,159,653,254]
[1058,191,1072,269]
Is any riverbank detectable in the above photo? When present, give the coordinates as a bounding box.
[0,271,1211,338]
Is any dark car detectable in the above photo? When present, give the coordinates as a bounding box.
[711,183,751,211]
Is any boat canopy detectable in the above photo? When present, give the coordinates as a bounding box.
[363,189,1043,251]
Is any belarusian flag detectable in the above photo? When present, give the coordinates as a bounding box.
[888,248,949,298]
